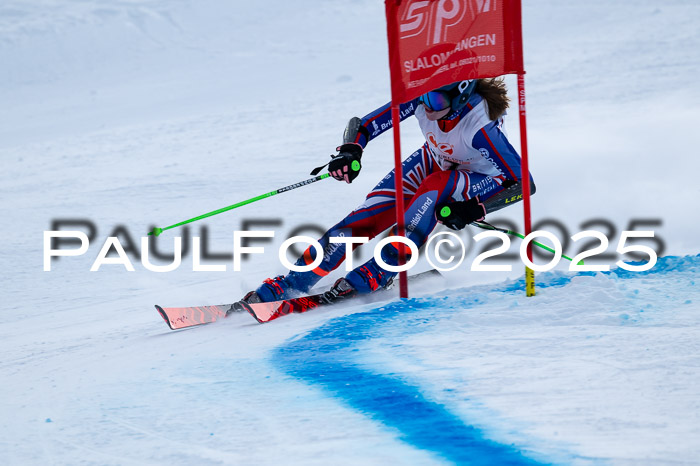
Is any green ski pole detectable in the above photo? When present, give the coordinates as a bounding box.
[148,173,331,236]
[472,221,582,264]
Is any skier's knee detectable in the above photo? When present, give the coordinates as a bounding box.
[419,170,453,193]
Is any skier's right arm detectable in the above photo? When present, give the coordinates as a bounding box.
[346,99,420,148]
[328,99,419,184]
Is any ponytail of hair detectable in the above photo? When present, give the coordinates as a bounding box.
[475,78,510,121]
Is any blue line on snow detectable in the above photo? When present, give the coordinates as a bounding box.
[275,304,543,465]
[272,255,698,464]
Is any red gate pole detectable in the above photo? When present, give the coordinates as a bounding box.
[391,104,409,298]
[517,72,535,297]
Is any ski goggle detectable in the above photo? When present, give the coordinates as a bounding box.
[418,90,452,112]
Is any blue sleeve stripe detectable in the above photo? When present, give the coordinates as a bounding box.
[358,99,419,147]
[478,127,519,181]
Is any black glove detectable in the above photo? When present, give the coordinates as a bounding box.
[436,196,486,230]
[329,143,363,184]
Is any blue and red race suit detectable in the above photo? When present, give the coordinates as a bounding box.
[284,91,533,293]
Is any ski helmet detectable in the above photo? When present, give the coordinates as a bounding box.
[418,80,477,114]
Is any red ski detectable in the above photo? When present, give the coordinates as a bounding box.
[234,269,442,323]
[233,292,334,323]
[156,291,338,328]
[155,304,233,330]
[155,269,442,329]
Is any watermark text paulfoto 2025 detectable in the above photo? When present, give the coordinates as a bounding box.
[43,217,664,273]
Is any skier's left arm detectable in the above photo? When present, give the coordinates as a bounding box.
[436,120,534,229]
[471,119,534,187]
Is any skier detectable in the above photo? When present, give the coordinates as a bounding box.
[242,78,533,304]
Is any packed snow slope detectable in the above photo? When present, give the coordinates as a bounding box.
[3,256,700,464]
[1,0,700,465]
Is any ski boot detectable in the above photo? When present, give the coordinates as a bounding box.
[321,260,397,305]
[321,277,358,304]
[344,259,396,294]
[243,275,298,304]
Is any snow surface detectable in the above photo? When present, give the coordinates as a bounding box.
[2,0,700,464]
